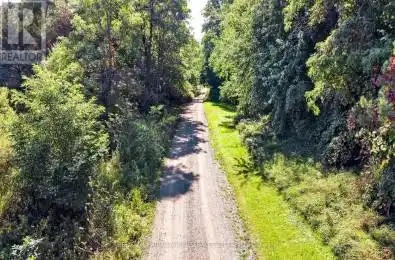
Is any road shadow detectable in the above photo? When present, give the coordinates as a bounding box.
[158,102,206,199]
[160,165,200,199]
[169,107,207,160]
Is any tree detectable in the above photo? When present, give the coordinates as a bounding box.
[201,0,227,99]
[210,0,258,107]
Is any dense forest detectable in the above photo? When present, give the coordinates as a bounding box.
[0,0,202,258]
[202,0,395,258]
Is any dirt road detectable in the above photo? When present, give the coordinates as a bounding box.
[146,100,250,260]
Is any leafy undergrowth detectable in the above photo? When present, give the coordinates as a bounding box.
[205,101,395,259]
[237,122,395,259]
[259,154,394,259]
[204,102,334,259]
[89,107,179,259]
[0,81,179,259]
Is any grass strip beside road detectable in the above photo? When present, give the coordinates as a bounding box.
[204,102,334,260]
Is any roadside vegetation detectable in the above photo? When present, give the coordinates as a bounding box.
[204,102,334,259]
[0,0,202,259]
[203,0,395,259]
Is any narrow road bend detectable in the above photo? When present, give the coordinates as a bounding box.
[146,99,250,260]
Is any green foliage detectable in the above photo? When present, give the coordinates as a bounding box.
[86,107,178,258]
[206,0,395,228]
[263,154,387,259]
[237,119,395,258]
[204,102,335,259]
[12,58,108,212]
[109,104,177,193]
[201,0,227,100]
[344,47,395,216]
[110,190,153,259]
[207,0,394,160]
[204,0,395,249]
[181,39,204,96]
[88,166,155,259]
[10,236,42,259]
[0,0,191,258]
[0,46,108,258]
[247,0,320,138]
[65,0,192,111]
[210,0,258,107]
[0,89,16,215]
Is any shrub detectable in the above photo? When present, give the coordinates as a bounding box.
[86,105,179,258]
[109,104,178,191]
[109,107,164,193]
[1,54,109,258]
[12,63,108,212]
[110,190,153,259]
[88,167,154,259]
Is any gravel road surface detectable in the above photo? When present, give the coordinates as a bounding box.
[146,100,251,260]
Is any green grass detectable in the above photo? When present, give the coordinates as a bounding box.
[204,102,335,260]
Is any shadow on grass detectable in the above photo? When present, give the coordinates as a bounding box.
[232,133,319,186]
[210,102,236,113]
[219,119,236,130]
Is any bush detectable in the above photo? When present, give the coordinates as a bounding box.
[371,225,395,254]
[0,54,109,258]
[86,105,179,258]
[12,63,108,212]
[110,190,153,259]
[88,168,155,259]
[109,104,176,193]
